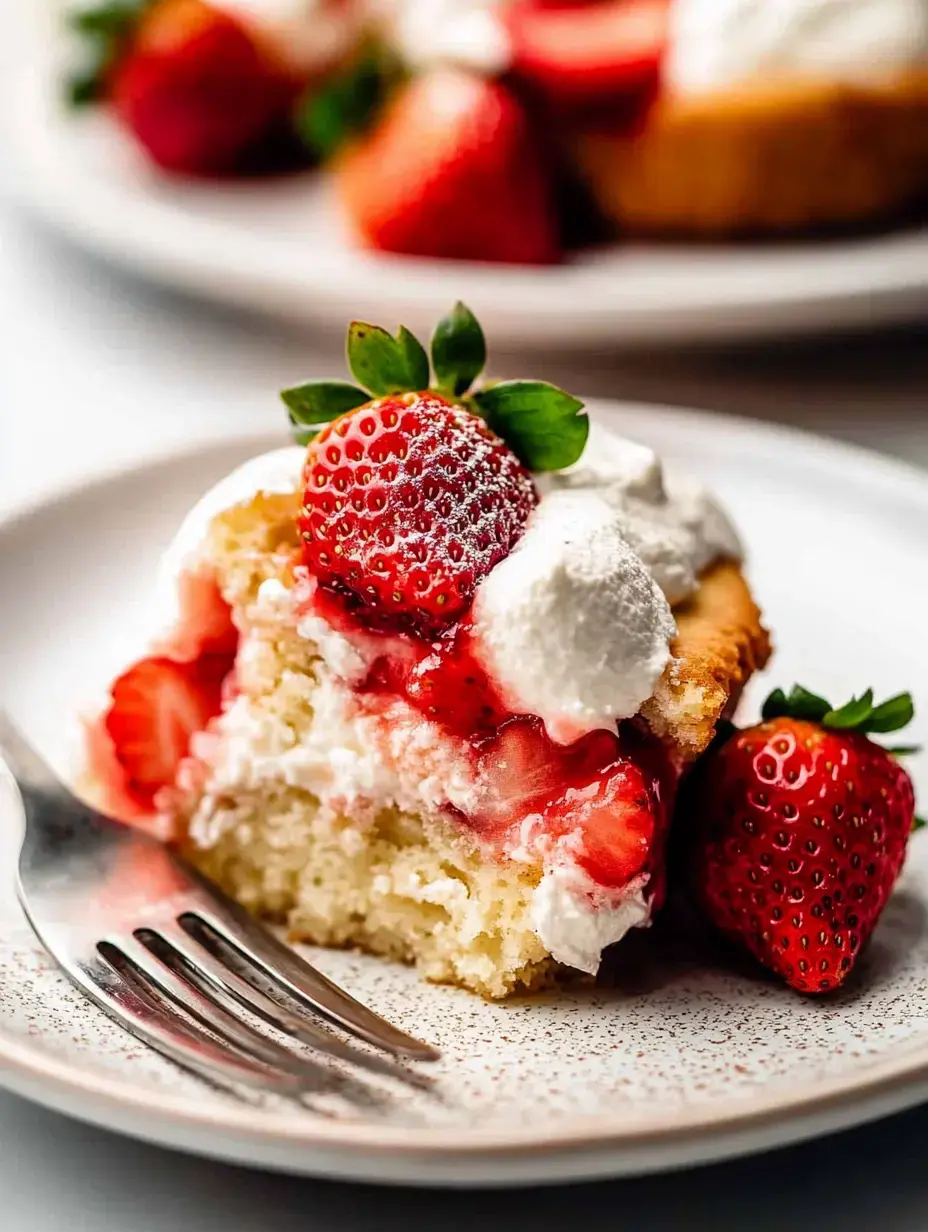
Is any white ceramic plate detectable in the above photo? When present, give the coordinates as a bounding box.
[1,404,928,1187]
[10,68,928,349]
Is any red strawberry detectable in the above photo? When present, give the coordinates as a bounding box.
[687,685,920,993]
[336,68,561,264]
[300,390,537,634]
[475,718,668,888]
[364,623,511,739]
[155,571,238,661]
[104,654,231,807]
[505,0,668,111]
[109,0,294,175]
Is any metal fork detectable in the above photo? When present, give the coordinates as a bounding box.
[0,711,439,1095]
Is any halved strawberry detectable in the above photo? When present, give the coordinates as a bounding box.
[104,654,230,807]
[336,68,560,264]
[505,0,668,111]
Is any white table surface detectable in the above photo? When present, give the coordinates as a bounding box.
[3,21,928,1223]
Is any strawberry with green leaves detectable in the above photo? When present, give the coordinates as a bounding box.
[282,301,586,633]
[688,685,920,993]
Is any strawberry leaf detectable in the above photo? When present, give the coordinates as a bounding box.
[761,684,917,738]
[823,690,875,729]
[886,745,922,757]
[69,0,145,36]
[347,321,430,396]
[282,380,370,445]
[862,692,915,734]
[913,816,926,833]
[472,381,588,472]
[65,0,148,107]
[762,685,830,723]
[397,326,430,393]
[296,46,396,161]
[431,302,486,397]
[67,61,109,106]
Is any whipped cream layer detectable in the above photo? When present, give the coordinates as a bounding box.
[159,425,740,973]
[376,0,928,94]
[370,0,511,73]
[667,0,928,96]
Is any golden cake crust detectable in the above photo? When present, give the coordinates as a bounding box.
[645,560,772,762]
[574,72,928,235]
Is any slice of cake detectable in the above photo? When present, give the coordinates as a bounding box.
[85,304,770,999]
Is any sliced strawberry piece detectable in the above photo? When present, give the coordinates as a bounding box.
[364,623,512,739]
[569,753,658,886]
[156,571,238,661]
[476,717,566,833]
[475,717,666,886]
[336,68,560,264]
[505,0,668,110]
[104,654,230,807]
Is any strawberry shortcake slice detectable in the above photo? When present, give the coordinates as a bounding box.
[85,305,770,998]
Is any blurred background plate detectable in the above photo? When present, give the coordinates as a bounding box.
[9,67,928,351]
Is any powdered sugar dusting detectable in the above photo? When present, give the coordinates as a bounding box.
[300,393,537,633]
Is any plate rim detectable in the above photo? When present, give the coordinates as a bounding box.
[10,66,928,347]
[2,404,928,1182]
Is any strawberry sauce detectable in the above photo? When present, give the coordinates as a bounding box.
[299,572,675,894]
[90,564,674,899]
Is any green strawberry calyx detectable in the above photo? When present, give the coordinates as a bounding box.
[761,684,915,735]
[295,42,403,163]
[281,302,590,473]
[761,684,923,831]
[65,0,151,106]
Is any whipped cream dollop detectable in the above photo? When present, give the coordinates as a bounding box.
[473,491,677,745]
[472,425,740,743]
[667,0,928,95]
[373,0,512,74]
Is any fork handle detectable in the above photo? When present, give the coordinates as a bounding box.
[0,709,62,794]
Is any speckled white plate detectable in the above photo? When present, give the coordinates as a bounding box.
[9,65,928,349]
[1,405,927,1187]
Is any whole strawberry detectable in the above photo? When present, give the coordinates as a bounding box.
[67,0,301,175]
[689,685,920,993]
[334,69,560,264]
[281,302,588,634]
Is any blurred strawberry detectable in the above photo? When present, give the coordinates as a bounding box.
[68,0,301,175]
[505,0,668,111]
[335,68,560,264]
